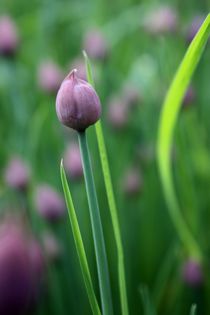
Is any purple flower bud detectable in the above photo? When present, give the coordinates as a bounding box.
[4,157,30,191]
[29,240,44,279]
[0,15,19,57]
[183,86,196,107]
[56,69,101,131]
[42,232,61,261]
[38,61,63,94]
[144,6,178,35]
[83,28,108,60]
[0,220,43,314]
[182,259,203,286]
[63,142,83,180]
[107,97,128,129]
[186,16,205,44]
[123,168,143,196]
[70,57,87,81]
[35,184,65,222]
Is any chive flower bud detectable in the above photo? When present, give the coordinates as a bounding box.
[144,6,178,35]
[4,157,30,191]
[0,220,43,314]
[83,28,108,60]
[123,168,143,196]
[56,69,101,131]
[38,61,63,94]
[63,142,83,179]
[42,232,61,261]
[182,259,203,286]
[35,184,65,222]
[0,15,19,57]
[107,97,128,129]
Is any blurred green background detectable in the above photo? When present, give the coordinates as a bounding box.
[0,0,209,314]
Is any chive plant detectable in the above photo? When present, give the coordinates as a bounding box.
[56,13,210,315]
[56,69,113,315]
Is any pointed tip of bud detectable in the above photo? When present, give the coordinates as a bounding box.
[66,68,77,80]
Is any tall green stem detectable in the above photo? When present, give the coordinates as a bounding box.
[78,131,113,315]
[83,50,129,315]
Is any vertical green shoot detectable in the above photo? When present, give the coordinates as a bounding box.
[78,131,113,315]
[83,50,129,315]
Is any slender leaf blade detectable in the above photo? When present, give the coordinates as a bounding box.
[157,14,210,260]
[60,161,101,315]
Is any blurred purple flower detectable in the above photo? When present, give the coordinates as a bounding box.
[4,156,30,191]
[0,220,44,315]
[186,16,205,43]
[38,61,63,94]
[64,142,83,180]
[182,259,203,286]
[107,97,128,129]
[42,232,62,261]
[0,15,19,57]
[123,168,143,196]
[35,184,65,221]
[183,86,196,107]
[83,28,108,60]
[144,6,178,35]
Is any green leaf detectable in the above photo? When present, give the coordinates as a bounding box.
[190,304,197,315]
[83,51,129,315]
[60,161,101,315]
[157,14,210,260]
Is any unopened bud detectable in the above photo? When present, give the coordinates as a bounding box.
[123,168,143,196]
[107,97,128,129]
[56,69,101,131]
[38,61,63,94]
[144,6,178,35]
[0,15,19,57]
[4,157,30,191]
[63,142,83,179]
[182,259,203,287]
[35,184,65,222]
[83,29,108,60]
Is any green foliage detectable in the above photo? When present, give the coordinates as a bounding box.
[60,161,101,315]
[157,14,210,261]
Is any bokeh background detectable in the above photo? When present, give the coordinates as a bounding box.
[0,0,209,314]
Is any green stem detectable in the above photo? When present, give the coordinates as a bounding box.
[95,121,129,315]
[83,50,129,315]
[78,131,113,315]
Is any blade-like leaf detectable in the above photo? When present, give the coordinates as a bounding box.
[157,14,210,260]
[60,161,101,315]
[83,51,129,315]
